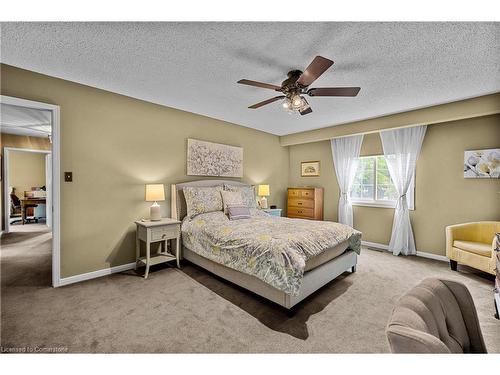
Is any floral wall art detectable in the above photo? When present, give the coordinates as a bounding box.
[187,139,243,177]
[464,148,500,178]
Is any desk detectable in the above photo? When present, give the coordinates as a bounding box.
[20,198,46,224]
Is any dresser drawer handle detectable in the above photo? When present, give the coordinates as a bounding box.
[298,210,302,213]
[298,202,302,205]
[162,234,167,239]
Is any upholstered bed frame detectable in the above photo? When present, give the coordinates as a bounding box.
[171,180,357,309]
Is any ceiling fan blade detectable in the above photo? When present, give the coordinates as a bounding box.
[237,79,282,91]
[299,106,313,115]
[296,56,334,87]
[299,98,313,115]
[248,96,285,109]
[307,87,361,97]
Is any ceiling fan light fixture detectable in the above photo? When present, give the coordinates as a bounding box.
[237,55,359,117]
[291,95,303,108]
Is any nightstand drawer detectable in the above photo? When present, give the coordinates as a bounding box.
[151,226,179,241]
[263,208,282,217]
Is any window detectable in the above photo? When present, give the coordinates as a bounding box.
[350,155,414,209]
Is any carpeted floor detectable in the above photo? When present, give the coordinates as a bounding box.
[1,226,499,353]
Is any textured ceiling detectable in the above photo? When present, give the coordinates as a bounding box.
[1,22,499,136]
[0,103,52,137]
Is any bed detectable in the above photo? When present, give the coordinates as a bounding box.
[171,180,361,309]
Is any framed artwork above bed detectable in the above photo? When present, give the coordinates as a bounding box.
[187,138,243,177]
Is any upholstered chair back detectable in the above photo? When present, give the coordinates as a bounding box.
[386,278,487,353]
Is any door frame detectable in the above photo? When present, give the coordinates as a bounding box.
[45,152,52,229]
[3,147,52,231]
[1,95,61,287]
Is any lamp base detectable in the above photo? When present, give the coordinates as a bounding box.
[259,196,268,209]
[150,202,161,221]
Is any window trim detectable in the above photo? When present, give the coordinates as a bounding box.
[350,155,415,210]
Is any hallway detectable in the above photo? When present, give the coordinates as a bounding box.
[1,224,51,287]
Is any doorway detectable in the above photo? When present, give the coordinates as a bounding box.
[4,148,52,232]
[1,96,60,287]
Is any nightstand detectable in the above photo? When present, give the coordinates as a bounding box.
[263,208,282,217]
[135,218,181,278]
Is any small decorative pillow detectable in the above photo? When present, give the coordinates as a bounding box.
[227,205,251,220]
[224,184,257,208]
[183,186,223,218]
[221,190,245,214]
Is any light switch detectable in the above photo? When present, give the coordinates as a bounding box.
[64,172,73,182]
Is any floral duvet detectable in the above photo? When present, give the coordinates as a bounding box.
[181,209,361,295]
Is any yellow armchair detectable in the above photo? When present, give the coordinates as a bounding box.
[446,221,500,275]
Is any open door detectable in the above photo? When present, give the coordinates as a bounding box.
[1,95,60,287]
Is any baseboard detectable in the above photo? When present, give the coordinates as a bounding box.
[57,241,448,287]
[415,251,448,262]
[361,241,389,251]
[361,240,447,262]
[58,262,136,287]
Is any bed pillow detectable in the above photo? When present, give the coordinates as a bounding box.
[223,184,257,208]
[221,190,245,214]
[226,205,251,220]
[183,186,223,218]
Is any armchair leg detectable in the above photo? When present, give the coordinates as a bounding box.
[450,260,458,271]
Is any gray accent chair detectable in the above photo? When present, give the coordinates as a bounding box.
[386,278,487,353]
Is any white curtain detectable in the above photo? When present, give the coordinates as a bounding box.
[330,135,364,227]
[380,125,427,256]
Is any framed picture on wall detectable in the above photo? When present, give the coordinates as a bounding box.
[301,161,320,177]
[186,138,243,177]
[464,148,500,179]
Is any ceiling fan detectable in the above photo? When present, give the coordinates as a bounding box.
[237,56,360,115]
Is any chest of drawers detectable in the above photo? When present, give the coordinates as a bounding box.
[287,187,324,220]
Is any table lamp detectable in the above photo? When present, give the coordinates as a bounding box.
[145,184,165,221]
[257,184,270,209]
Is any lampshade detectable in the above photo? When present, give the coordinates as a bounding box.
[257,184,270,196]
[145,184,165,202]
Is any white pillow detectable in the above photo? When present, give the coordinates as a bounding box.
[221,190,245,214]
[223,184,257,208]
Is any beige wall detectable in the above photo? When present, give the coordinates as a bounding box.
[1,64,289,278]
[289,140,339,222]
[2,62,499,278]
[281,92,500,146]
[289,115,500,255]
[0,133,52,152]
[8,150,46,197]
